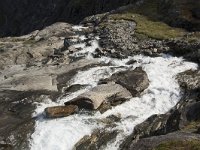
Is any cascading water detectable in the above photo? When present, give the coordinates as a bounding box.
[30,26,198,150]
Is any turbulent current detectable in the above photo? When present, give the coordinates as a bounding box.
[30,26,198,150]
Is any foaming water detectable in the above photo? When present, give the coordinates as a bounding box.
[30,27,198,150]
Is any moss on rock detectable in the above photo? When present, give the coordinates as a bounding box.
[155,140,200,150]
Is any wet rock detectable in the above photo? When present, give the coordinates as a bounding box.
[98,103,112,114]
[106,115,121,123]
[63,38,70,50]
[166,40,200,64]
[63,84,89,94]
[177,70,200,91]
[95,115,121,128]
[126,59,137,65]
[100,67,149,96]
[45,105,79,118]
[120,113,180,149]
[65,83,132,110]
[0,91,51,150]
[74,129,118,150]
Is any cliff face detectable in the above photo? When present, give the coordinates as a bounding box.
[0,0,137,37]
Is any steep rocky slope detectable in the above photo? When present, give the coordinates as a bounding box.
[0,0,137,37]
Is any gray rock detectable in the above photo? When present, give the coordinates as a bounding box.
[177,70,200,91]
[100,67,149,96]
[65,83,132,110]
[0,22,74,69]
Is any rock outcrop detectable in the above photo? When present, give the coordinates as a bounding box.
[65,83,132,110]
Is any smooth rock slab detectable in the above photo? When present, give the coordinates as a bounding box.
[65,83,132,110]
[45,105,79,118]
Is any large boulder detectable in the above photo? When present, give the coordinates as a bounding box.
[65,83,132,110]
[44,105,79,118]
[100,67,149,96]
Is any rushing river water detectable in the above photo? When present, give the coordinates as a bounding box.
[30,26,198,150]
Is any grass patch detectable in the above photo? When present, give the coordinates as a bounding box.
[183,121,200,131]
[110,12,186,40]
[106,0,187,40]
[154,140,200,150]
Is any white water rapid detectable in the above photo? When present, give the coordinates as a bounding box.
[30,26,198,150]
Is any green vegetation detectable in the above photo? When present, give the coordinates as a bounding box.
[155,140,200,150]
[105,0,199,40]
[183,121,200,131]
[110,13,185,40]
[106,0,187,40]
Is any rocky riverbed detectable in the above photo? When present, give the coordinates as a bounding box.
[0,0,200,150]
